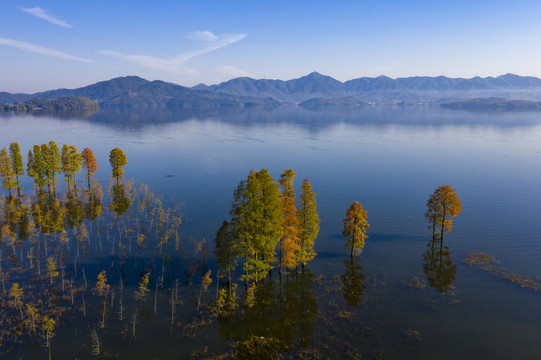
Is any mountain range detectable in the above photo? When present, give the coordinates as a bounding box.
[0,76,279,109]
[195,72,541,103]
[3,72,541,107]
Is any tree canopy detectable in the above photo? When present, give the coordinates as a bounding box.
[109,147,127,183]
[425,185,462,240]
[343,201,369,257]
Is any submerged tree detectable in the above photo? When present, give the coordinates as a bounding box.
[214,220,238,295]
[0,147,16,199]
[9,143,24,198]
[81,147,98,193]
[27,145,46,193]
[342,201,369,257]
[43,141,62,196]
[92,270,111,328]
[425,185,462,241]
[230,169,283,283]
[109,147,127,184]
[61,144,82,192]
[279,169,300,272]
[296,178,319,268]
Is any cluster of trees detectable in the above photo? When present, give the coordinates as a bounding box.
[423,185,462,292]
[0,142,466,358]
[0,176,183,357]
[214,169,320,290]
[0,141,128,199]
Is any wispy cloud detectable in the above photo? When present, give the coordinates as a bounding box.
[99,32,247,75]
[0,37,92,62]
[21,7,72,28]
[217,65,254,78]
[185,31,218,42]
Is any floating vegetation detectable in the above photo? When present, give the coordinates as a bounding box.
[462,253,498,265]
[407,329,421,342]
[403,276,426,289]
[464,253,541,292]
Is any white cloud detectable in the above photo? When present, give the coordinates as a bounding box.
[217,65,254,78]
[0,37,92,62]
[185,31,218,42]
[99,33,247,75]
[21,7,72,28]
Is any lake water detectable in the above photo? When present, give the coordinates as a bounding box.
[1,106,541,359]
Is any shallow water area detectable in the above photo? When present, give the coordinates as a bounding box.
[1,105,541,359]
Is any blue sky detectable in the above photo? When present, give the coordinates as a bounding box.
[1,0,541,93]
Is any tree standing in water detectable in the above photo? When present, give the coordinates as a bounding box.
[425,185,462,241]
[342,201,369,257]
[61,144,82,192]
[109,147,127,184]
[81,147,98,193]
[9,142,24,198]
[297,178,319,268]
[0,146,15,199]
[279,169,300,272]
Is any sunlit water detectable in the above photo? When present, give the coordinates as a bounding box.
[1,106,541,359]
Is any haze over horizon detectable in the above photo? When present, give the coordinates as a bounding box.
[1,0,541,93]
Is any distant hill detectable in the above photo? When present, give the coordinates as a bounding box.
[197,72,541,103]
[0,76,280,109]
[440,98,541,111]
[1,97,99,112]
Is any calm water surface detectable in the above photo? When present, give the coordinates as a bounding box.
[1,106,540,359]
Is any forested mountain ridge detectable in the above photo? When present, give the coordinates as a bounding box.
[1,97,99,112]
[0,76,280,109]
[195,72,541,103]
[3,73,541,107]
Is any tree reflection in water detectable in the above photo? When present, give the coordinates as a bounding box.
[217,268,317,359]
[423,235,456,293]
[341,255,365,306]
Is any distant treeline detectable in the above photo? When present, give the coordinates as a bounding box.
[440,97,541,111]
[0,97,99,112]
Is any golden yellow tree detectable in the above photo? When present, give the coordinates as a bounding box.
[297,178,319,267]
[343,201,369,257]
[92,270,111,328]
[425,185,462,240]
[81,147,98,193]
[279,169,300,272]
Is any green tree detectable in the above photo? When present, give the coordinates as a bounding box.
[42,141,61,196]
[214,220,238,295]
[425,185,462,241]
[109,147,127,183]
[9,142,24,198]
[0,147,16,199]
[27,145,46,193]
[61,144,82,192]
[279,169,300,272]
[231,169,283,283]
[297,178,319,267]
[342,201,369,257]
